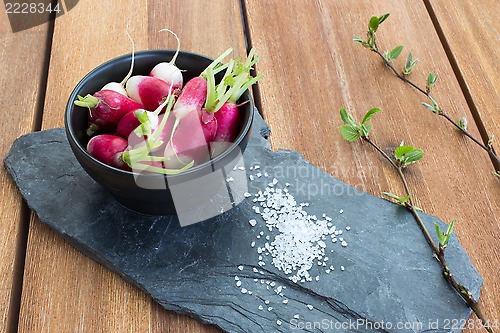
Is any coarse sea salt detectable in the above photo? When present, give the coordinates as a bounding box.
[247,181,350,283]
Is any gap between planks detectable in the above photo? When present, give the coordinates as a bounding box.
[422,0,499,170]
[239,0,264,121]
[6,2,58,332]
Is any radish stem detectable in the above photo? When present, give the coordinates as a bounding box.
[158,28,180,64]
[119,29,135,86]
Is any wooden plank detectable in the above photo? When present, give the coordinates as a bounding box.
[244,0,499,329]
[17,0,245,332]
[426,0,499,168]
[0,9,51,333]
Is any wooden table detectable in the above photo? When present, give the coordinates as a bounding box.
[1,1,498,332]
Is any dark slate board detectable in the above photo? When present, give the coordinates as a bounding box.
[4,110,482,333]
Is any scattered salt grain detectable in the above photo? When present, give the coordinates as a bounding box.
[235,276,239,281]
[249,219,257,227]
[341,241,348,247]
[264,172,269,177]
[306,304,314,310]
[238,265,244,271]
[238,166,245,171]
[251,241,255,247]
[294,314,300,319]
[256,172,262,178]
[264,300,270,304]
[249,175,255,181]
[282,299,288,304]
[241,288,248,294]
[339,209,344,214]
[258,305,263,310]
[346,226,351,231]
[226,177,234,182]
[268,307,273,311]
[254,165,260,170]
[340,266,345,271]
[236,281,242,287]
[277,320,282,326]
[244,192,252,198]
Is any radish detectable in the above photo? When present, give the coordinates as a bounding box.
[203,48,263,143]
[125,29,185,111]
[125,75,179,111]
[171,48,233,120]
[149,29,183,91]
[163,110,211,168]
[74,90,143,136]
[159,49,235,168]
[115,110,143,138]
[87,134,130,171]
[120,94,195,175]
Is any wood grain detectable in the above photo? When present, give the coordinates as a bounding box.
[0,9,51,333]
[244,0,499,329]
[17,1,245,332]
[426,0,499,170]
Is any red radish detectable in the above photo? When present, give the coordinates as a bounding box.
[212,102,242,142]
[74,90,143,135]
[163,110,211,169]
[203,48,263,143]
[149,29,183,92]
[87,134,130,170]
[119,94,195,175]
[115,110,142,138]
[171,48,233,120]
[125,75,179,111]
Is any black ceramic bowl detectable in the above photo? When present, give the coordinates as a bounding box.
[65,50,254,217]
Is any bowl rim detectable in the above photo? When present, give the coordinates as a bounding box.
[65,49,254,179]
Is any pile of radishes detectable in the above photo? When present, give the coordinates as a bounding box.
[74,44,262,175]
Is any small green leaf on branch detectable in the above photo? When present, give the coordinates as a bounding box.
[402,52,419,75]
[340,125,361,142]
[426,72,438,92]
[389,45,404,61]
[382,192,411,206]
[394,144,424,167]
[362,107,382,124]
[340,107,381,141]
[369,16,380,32]
[378,13,390,25]
[340,107,356,127]
[434,220,455,249]
[422,95,441,115]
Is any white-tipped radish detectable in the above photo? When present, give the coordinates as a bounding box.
[125,75,177,111]
[150,28,183,91]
